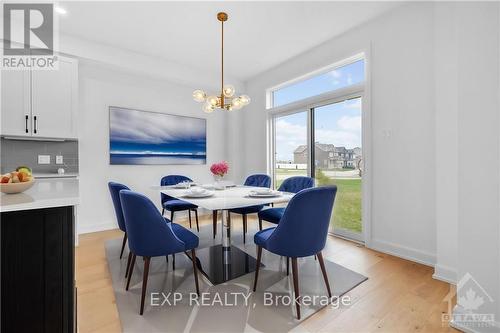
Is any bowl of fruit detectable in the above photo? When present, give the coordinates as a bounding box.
[0,166,35,194]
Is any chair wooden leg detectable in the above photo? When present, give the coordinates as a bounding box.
[125,251,132,278]
[172,253,175,270]
[212,210,217,239]
[191,249,200,296]
[170,211,174,223]
[258,218,263,231]
[286,257,290,276]
[242,214,247,244]
[140,257,151,315]
[188,210,192,228]
[317,252,332,298]
[120,232,127,259]
[253,246,262,292]
[126,253,136,291]
[194,209,199,232]
[291,257,301,320]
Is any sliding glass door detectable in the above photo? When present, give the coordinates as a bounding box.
[313,98,363,240]
[269,55,365,242]
[273,111,309,188]
[271,98,363,241]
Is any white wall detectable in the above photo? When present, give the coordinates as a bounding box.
[453,3,500,331]
[235,3,437,265]
[77,61,228,233]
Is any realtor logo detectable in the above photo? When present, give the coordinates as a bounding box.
[2,3,58,69]
[442,273,495,329]
[3,3,54,55]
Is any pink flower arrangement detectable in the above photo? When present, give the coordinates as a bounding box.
[210,161,229,177]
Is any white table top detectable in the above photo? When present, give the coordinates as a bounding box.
[0,178,79,212]
[160,185,293,210]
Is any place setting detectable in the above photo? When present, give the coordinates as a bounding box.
[247,187,282,198]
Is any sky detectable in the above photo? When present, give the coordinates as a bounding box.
[109,107,206,155]
[274,60,363,162]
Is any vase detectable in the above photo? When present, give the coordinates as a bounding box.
[213,174,225,183]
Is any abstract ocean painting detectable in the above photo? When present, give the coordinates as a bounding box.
[109,107,206,165]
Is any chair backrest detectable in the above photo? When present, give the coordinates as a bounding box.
[108,182,130,232]
[120,190,186,257]
[160,175,193,204]
[244,174,271,188]
[265,186,337,258]
[278,176,314,193]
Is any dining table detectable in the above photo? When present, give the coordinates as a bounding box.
[158,184,294,285]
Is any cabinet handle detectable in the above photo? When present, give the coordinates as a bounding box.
[33,116,37,134]
[25,115,29,133]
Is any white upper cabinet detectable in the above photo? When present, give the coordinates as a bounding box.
[1,70,31,136]
[31,57,78,139]
[0,55,78,139]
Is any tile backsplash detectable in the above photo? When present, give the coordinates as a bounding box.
[1,138,78,174]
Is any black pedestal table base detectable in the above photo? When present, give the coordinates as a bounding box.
[194,244,263,285]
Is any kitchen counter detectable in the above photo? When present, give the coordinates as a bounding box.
[33,172,79,179]
[0,178,79,212]
[1,178,77,331]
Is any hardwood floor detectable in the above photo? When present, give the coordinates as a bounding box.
[76,215,458,333]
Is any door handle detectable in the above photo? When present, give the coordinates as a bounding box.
[33,116,37,134]
[25,115,29,133]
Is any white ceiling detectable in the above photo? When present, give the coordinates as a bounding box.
[59,1,401,81]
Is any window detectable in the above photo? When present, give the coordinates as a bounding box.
[271,59,364,108]
[269,56,365,241]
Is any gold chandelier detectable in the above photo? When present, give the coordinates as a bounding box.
[192,12,250,113]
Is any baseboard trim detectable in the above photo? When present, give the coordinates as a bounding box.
[78,219,117,235]
[433,264,457,284]
[450,305,500,333]
[368,238,436,267]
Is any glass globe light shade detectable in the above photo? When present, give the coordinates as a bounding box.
[231,97,243,110]
[193,90,206,102]
[202,102,215,113]
[239,95,251,106]
[223,85,235,97]
[206,95,219,107]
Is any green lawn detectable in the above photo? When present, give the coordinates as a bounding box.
[275,169,362,233]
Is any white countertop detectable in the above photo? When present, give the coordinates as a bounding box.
[160,186,294,210]
[0,178,79,212]
[33,172,79,179]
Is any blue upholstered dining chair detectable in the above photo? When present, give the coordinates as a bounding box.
[228,174,271,243]
[161,175,199,232]
[120,190,200,315]
[253,186,337,320]
[257,176,314,230]
[108,182,130,259]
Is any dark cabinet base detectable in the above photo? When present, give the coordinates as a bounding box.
[1,206,75,333]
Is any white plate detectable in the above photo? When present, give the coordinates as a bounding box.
[184,190,214,198]
[248,191,281,198]
[173,182,195,189]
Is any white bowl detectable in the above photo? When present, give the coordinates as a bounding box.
[0,178,35,194]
